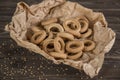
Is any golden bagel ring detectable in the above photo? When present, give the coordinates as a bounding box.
[79,20,89,33]
[54,37,65,53]
[84,40,95,51]
[68,51,83,60]
[44,23,64,33]
[42,39,55,53]
[31,26,41,33]
[41,18,58,26]
[57,32,74,41]
[66,40,84,53]
[49,52,67,59]
[40,32,54,45]
[63,19,81,37]
[76,16,89,33]
[81,28,92,38]
[31,30,46,44]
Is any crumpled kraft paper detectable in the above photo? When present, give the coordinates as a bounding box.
[5,0,116,78]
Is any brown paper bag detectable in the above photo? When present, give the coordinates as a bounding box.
[5,0,116,78]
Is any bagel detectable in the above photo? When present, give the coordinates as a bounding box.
[31,30,46,44]
[66,40,84,53]
[63,19,81,37]
[68,51,83,60]
[84,40,95,51]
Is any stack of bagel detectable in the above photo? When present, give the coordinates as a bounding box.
[26,16,96,60]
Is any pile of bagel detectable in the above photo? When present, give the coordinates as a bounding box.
[26,16,96,60]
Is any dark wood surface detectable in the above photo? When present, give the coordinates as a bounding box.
[0,0,120,80]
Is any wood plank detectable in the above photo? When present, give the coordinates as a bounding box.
[94,9,120,17]
[0,0,120,9]
[0,54,120,80]
[0,29,5,33]
[78,2,120,9]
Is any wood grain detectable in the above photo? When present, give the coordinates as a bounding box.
[0,0,120,80]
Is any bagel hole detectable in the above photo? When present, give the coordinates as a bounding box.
[84,42,91,46]
[80,22,84,28]
[35,34,41,40]
[70,44,79,49]
[50,27,59,32]
[59,41,63,50]
[63,38,69,42]
[47,43,54,49]
[67,23,77,30]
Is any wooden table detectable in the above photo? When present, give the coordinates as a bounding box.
[0,0,120,80]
